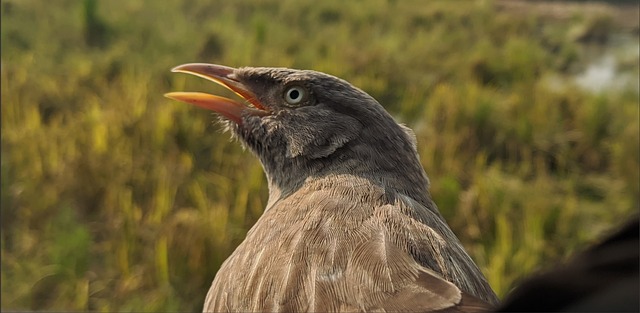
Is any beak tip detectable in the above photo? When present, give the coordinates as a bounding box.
[170,63,200,73]
[164,92,179,100]
[170,66,184,73]
[169,63,237,77]
[170,63,203,74]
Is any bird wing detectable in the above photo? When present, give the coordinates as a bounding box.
[204,178,494,312]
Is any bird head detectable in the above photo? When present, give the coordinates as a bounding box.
[166,64,431,206]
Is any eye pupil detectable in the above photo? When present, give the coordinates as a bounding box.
[284,86,306,105]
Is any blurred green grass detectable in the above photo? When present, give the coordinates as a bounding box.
[1,0,638,311]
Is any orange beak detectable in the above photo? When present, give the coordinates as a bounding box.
[165,63,269,125]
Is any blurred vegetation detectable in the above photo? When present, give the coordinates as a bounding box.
[1,0,638,311]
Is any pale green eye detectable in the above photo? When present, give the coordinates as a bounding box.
[284,86,306,105]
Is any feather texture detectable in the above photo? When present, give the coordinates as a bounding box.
[204,176,497,312]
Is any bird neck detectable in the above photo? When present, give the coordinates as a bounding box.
[261,138,434,212]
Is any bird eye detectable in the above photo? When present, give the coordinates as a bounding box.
[284,86,306,105]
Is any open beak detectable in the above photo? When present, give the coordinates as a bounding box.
[165,63,269,125]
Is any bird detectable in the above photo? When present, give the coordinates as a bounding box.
[166,63,500,312]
